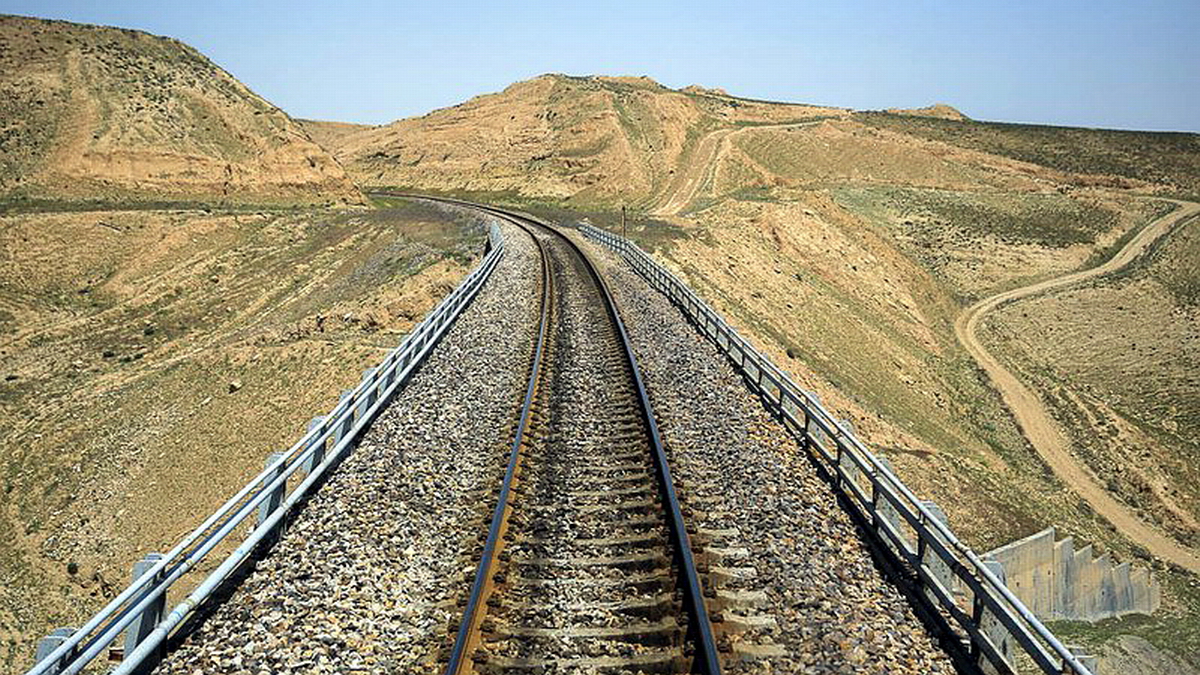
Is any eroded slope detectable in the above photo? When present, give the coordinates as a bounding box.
[0,15,363,206]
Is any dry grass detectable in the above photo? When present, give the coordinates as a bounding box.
[0,199,481,673]
[981,216,1200,548]
[320,74,845,208]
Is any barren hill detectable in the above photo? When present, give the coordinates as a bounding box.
[885,103,968,121]
[299,118,375,154]
[323,73,848,206]
[0,15,364,206]
[321,73,1200,214]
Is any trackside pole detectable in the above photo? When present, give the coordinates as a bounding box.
[35,628,76,675]
[257,452,287,528]
[123,554,166,658]
[302,417,326,473]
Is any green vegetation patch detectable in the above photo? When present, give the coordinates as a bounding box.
[835,186,1119,248]
[1145,215,1200,307]
[366,187,690,255]
[1049,568,1200,671]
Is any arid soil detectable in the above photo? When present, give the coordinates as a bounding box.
[649,120,823,216]
[299,118,374,155]
[4,16,1200,671]
[958,200,1200,573]
[0,198,482,673]
[0,16,363,207]
[885,104,968,121]
[982,213,1200,556]
[318,74,845,206]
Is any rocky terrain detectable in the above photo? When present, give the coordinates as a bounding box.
[155,219,956,675]
[157,220,535,675]
[584,233,955,673]
[0,15,363,207]
[3,9,1199,673]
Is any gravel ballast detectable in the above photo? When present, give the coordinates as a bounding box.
[470,230,692,671]
[578,233,956,675]
[157,220,539,674]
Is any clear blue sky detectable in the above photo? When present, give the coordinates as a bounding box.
[4,0,1199,132]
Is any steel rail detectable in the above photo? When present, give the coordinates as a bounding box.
[108,227,505,675]
[395,194,722,675]
[580,223,1094,675]
[443,214,553,675]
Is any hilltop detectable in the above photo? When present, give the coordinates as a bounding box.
[2,16,1199,670]
[312,73,848,206]
[0,15,363,206]
[315,73,1200,213]
[885,103,968,120]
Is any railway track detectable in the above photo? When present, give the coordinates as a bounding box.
[403,197,721,675]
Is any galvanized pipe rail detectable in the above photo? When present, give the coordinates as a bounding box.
[27,222,506,675]
[409,196,722,675]
[579,223,1094,675]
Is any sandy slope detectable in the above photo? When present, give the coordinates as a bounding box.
[956,199,1200,572]
[649,121,824,216]
[0,16,363,205]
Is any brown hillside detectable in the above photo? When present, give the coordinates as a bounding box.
[326,73,847,206]
[0,198,482,672]
[299,118,375,154]
[0,15,364,206]
[886,103,968,121]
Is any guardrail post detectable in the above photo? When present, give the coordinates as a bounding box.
[585,216,1096,675]
[302,417,326,474]
[336,390,354,442]
[123,553,165,658]
[872,458,908,555]
[35,627,76,674]
[362,368,378,407]
[257,452,287,527]
[802,392,822,452]
[919,501,955,605]
[977,559,1015,674]
[837,419,860,490]
[1065,646,1097,673]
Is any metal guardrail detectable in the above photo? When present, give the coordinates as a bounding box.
[579,224,1093,675]
[28,223,507,675]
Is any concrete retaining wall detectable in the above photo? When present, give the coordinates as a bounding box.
[982,528,1160,621]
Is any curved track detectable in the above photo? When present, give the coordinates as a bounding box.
[391,196,722,675]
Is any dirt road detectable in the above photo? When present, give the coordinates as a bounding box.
[651,121,820,216]
[955,199,1200,573]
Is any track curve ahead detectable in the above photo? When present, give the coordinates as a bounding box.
[387,195,722,675]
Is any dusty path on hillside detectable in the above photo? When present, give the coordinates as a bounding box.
[955,199,1200,573]
[651,121,820,216]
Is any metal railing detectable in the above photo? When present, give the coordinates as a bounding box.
[579,224,1093,675]
[28,223,507,675]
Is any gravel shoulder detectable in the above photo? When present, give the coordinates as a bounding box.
[157,220,539,674]
[577,232,955,674]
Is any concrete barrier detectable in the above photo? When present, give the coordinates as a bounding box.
[982,528,1159,621]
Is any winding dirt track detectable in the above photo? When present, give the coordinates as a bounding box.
[955,199,1200,573]
[651,121,822,216]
